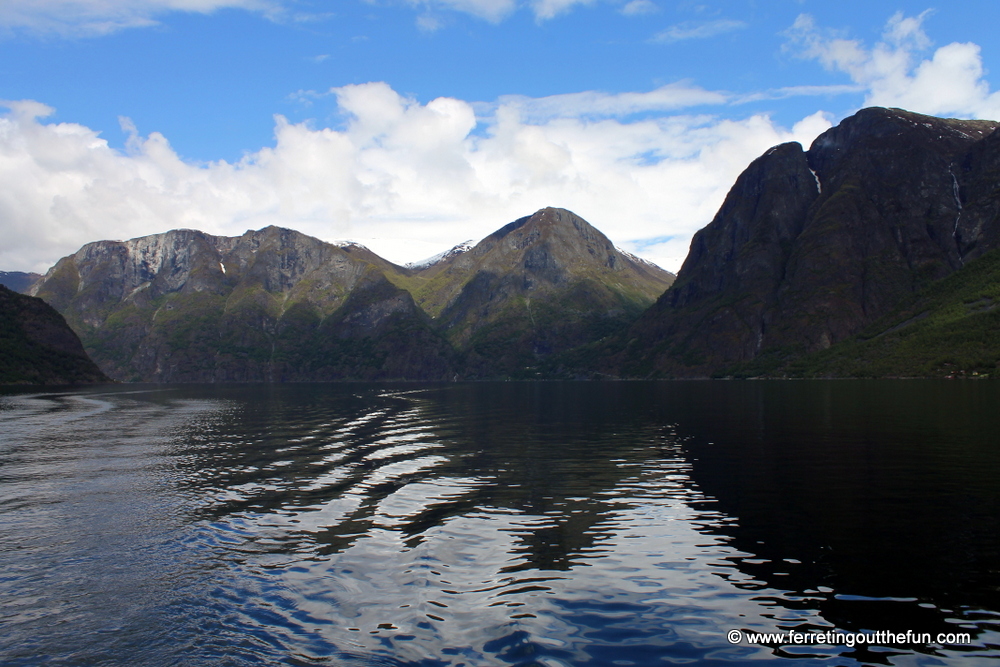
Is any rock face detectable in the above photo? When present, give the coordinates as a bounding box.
[28,209,674,381]
[30,227,457,381]
[0,285,110,384]
[617,107,1000,377]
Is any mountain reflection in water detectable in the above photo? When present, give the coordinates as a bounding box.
[1,381,998,666]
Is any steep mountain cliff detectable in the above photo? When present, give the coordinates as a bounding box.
[0,285,109,384]
[616,107,1000,377]
[27,209,673,381]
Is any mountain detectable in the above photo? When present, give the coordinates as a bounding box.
[405,241,475,270]
[614,107,1000,378]
[0,271,42,293]
[29,227,457,382]
[395,208,674,377]
[24,108,1000,382]
[0,285,110,384]
[27,209,674,381]
[775,246,1000,378]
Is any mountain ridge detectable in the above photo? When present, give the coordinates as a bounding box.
[613,107,1000,378]
[27,208,674,381]
[19,106,1000,382]
[0,271,42,294]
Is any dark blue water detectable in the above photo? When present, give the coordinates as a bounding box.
[1,381,998,666]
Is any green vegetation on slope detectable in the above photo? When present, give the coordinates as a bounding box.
[724,248,1000,378]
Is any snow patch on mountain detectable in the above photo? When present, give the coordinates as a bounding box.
[617,247,670,273]
[407,241,475,269]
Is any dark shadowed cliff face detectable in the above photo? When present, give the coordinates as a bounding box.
[0,285,109,384]
[631,142,820,368]
[957,122,1000,259]
[29,227,456,382]
[618,107,1000,377]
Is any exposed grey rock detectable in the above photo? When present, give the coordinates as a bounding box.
[30,226,455,381]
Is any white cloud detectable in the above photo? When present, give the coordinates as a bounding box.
[494,82,728,120]
[653,19,747,43]
[402,0,517,23]
[401,0,594,24]
[529,0,594,21]
[786,11,1000,120]
[621,0,657,17]
[0,84,832,275]
[1,0,617,35]
[733,84,865,105]
[0,0,280,37]
[415,13,444,30]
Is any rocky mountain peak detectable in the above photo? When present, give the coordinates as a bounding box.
[467,207,629,281]
[812,107,997,148]
[407,207,673,318]
[807,107,998,187]
[617,106,1000,377]
[487,206,589,238]
[407,208,674,374]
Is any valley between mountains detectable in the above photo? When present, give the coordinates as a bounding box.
[6,106,1000,382]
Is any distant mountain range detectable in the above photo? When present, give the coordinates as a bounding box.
[25,207,672,381]
[0,271,41,294]
[8,106,1000,383]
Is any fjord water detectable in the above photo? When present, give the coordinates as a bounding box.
[1,382,998,666]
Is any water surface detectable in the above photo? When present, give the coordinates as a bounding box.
[1,381,998,665]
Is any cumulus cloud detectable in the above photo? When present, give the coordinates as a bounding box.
[786,11,1000,120]
[0,0,280,37]
[0,84,832,275]
[653,19,747,43]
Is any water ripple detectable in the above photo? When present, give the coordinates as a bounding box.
[2,382,1000,665]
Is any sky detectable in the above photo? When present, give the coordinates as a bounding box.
[2,1,1000,274]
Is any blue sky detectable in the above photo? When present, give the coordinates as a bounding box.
[2,1,1000,273]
